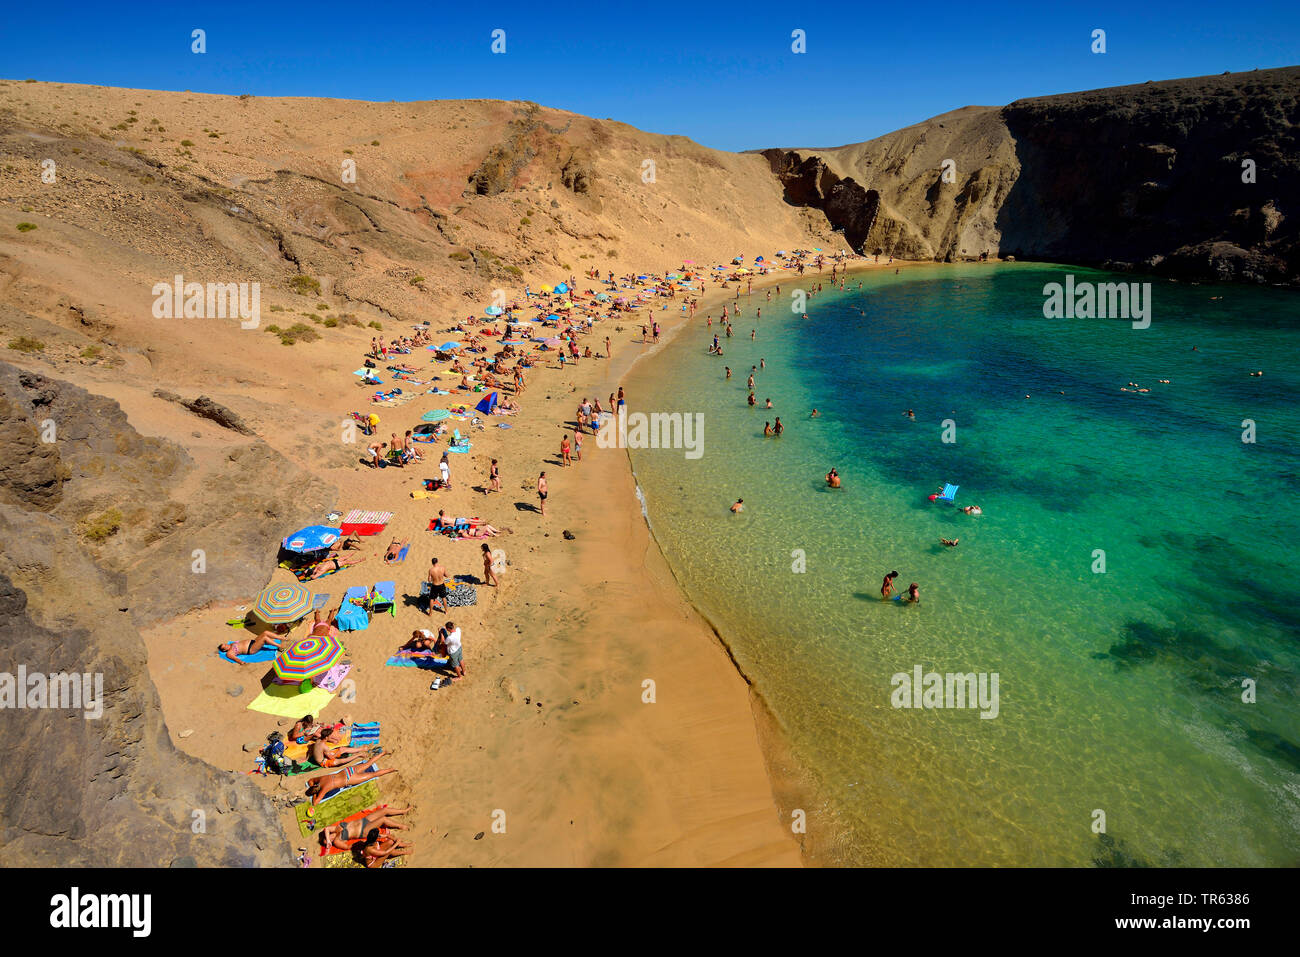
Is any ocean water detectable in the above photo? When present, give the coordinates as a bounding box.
[625,263,1300,866]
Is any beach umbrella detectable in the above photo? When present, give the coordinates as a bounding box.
[437,341,461,351]
[485,305,503,316]
[281,525,341,554]
[254,582,314,624]
[272,634,344,687]
[542,337,563,347]
[540,285,553,294]
[595,293,609,302]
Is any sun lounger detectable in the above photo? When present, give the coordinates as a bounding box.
[370,581,396,616]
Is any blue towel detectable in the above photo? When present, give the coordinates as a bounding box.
[217,643,280,664]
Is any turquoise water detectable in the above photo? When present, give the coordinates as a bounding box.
[626,263,1300,866]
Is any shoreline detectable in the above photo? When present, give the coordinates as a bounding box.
[139,257,924,866]
[615,255,935,866]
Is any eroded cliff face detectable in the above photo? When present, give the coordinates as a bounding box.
[0,364,332,867]
[762,66,1300,284]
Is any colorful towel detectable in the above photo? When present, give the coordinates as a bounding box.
[246,683,336,718]
[316,662,352,693]
[217,644,280,665]
[294,780,381,837]
[348,722,381,747]
[319,804,390,856]
[385,652,449,669]
[340,509,393,536]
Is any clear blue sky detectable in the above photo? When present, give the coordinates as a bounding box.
[2,1,1296,151]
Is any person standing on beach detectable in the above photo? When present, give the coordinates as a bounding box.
[537,472,548,516]
[881,570,899,600]
[560,434,571,467]
[481,543,499,588]
[426,558,449,615]
[437,621,465,679]
[439,451,452,489]
[573,429,583,462]
[605,336,611,358]
[487,458,500,495]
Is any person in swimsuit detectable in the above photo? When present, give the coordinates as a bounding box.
[304,755,397,806]
[426,558,449,615]
[218,627,284,663]
[881,570,900,600]
[961,505,983,516]
[319,807,412,852]
[310,552,365,579]
[773,417,784,436]
[481,542,500,587]
[748,392,756,406]
[383,539,409,564]
[307,609,338,639]
[537,472,548,517]
[940,538,959,547]
[826,468,840,488]
[487,459,501,495]
[763,422,773,437]
[360,829,414,867]
[730,498,744,513]
[904,582,921,603]
[308,737,378,769]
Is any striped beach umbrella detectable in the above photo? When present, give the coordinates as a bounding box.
[253,582,314,624]
[273,634,343,686]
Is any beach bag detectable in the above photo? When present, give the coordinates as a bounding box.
[447,583,477,608]
[262,735,295,775]
[364,359,376,368]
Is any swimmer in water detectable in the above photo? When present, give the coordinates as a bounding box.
[810,408,820,418]
[765,398,773,409]
[961,505,982,516]
[763,421,773,437]
[826,468,841,488]
[903,409,915,420]
[881,570,899,600]
[904,582,920,603]
[730,498,744,513]
[725,366,731,379]
[940,538,958,547]
[748,392,756,406]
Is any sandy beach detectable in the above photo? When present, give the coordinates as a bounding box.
[133,256,910,867]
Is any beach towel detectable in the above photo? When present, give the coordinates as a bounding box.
[217,643,280,665]
[335,602,369,632]
[340,509,392,536]
[386,543,410,563]
[348,722,381,747]
[447,583,477,608]
[385,651,450,669]
[316,662,352,693]
[246,683,336,718]
[318,845,406,869]
[294,780,381,837]
[319,804,390,856]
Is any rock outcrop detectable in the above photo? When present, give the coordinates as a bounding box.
[761,66,1300,284]
[0,362,334,866]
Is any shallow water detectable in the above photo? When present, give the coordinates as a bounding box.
[626,263,1300,866]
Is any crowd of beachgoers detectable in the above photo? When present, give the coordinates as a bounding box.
[221,248,866,866]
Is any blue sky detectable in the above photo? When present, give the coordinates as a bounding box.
[2,1,1296,151]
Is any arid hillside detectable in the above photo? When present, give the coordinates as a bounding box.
[763,66,1300,284]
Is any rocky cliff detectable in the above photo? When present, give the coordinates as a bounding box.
[0,363,332,866]
[762,66,1300,284]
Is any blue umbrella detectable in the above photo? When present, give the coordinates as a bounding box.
[438,341,461,351]
[282,525,341,554]
[554,283,569,294]
[485,306,503,316]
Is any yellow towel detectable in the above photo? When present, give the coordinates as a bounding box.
[246,684,336,718]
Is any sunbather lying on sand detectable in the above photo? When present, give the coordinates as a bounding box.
[452,524,501,540]
[309,553,367,579]
[361,831,413,867]
[290,713,346,743]
[328,533,362,552]
[218,629,283,662]
[383,539,410,563]
[304,753,396,806]
[401,628,438,652]
[319,807,412,851]
[308,737,379,768]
